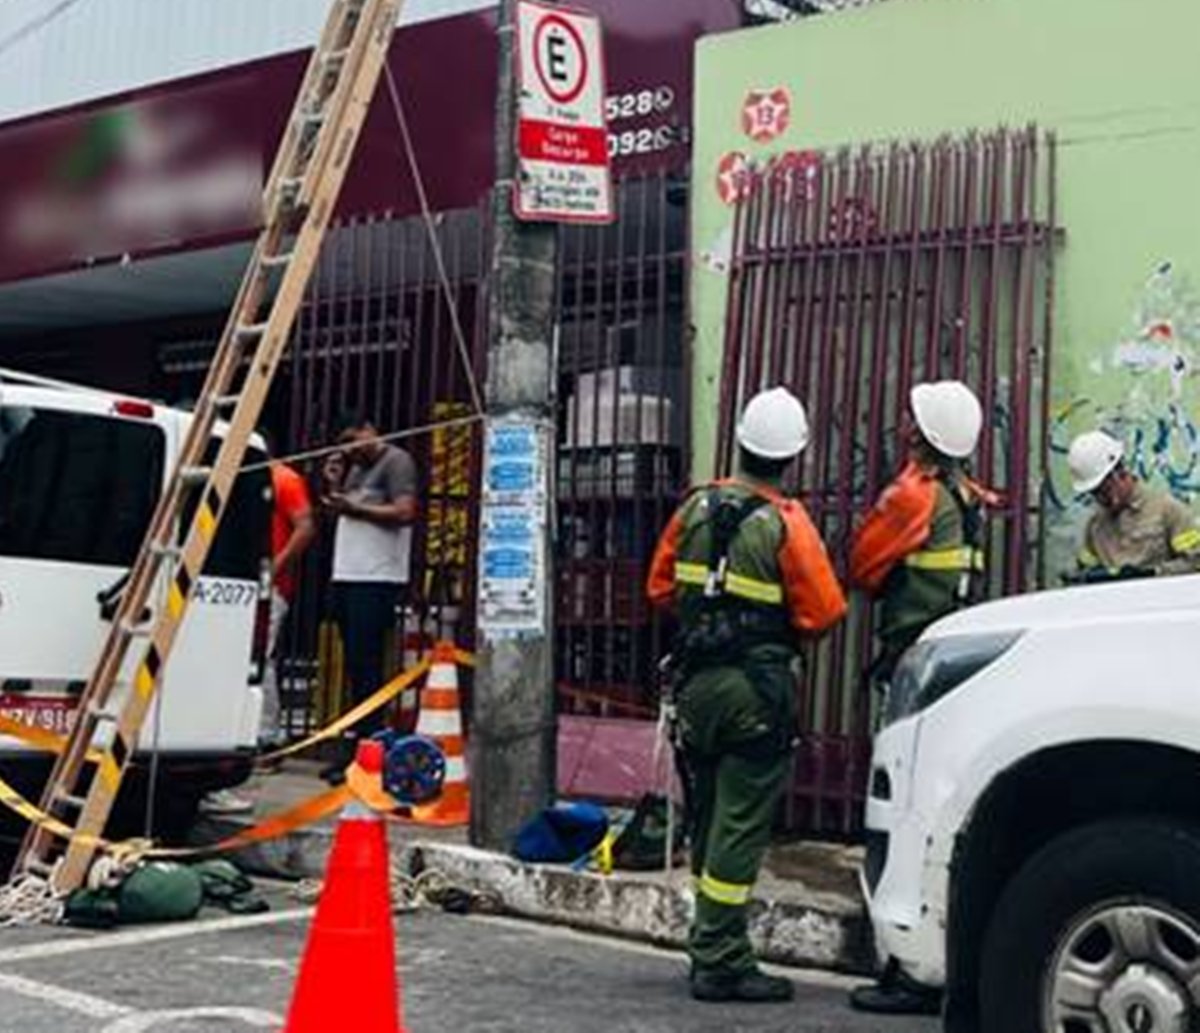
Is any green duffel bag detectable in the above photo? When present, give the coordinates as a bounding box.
[65,861,203,929]
[117,861,205,924]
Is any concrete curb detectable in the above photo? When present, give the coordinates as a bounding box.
[409,842,873,975]
[194,815,872,975]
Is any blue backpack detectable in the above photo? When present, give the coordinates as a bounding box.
[513,802,609,863]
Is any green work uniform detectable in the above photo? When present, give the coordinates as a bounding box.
[876,473,982,675]
[676,647,796,978]
[670,482,799,980]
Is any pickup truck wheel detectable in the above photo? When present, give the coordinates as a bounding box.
[979,819,1200,1033]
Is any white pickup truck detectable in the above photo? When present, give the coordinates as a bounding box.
[0,376,271,850]
[864,574,1200,1033]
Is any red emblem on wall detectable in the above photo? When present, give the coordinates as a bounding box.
[741,88,792,144]
[771,149,823,201]
[715,151,753,206]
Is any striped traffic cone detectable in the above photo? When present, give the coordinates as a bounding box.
[409,641,469,827]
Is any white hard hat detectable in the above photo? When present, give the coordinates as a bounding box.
[736,387,810,460]
[910,381,983,459]
[1068,430,1124,494]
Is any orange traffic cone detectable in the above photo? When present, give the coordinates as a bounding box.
[410,641,469,827]
[284,740,405,1033]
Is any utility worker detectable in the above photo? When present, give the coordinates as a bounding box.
[850,380,989,689]
[647,386,846,1004]
[847,379,988,1017]
[1067,430,1200,580]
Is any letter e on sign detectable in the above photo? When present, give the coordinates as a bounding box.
[535,15,587,103]
[515,0,615,224]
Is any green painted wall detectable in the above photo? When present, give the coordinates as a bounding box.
[691,0,1200,574]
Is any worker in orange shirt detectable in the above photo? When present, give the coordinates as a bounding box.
[203,433,315,814]
[647,386,846,1004]
[848,379,990,1016]
[262,450,316,746]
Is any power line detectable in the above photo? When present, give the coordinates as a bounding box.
[383,60,485,418]
[0,0,89,62]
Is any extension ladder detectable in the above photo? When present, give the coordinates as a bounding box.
[16,0,407,895]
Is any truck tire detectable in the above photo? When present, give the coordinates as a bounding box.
[979,818,1200,1033]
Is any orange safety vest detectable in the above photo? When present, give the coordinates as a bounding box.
[647,478,846,636]
[850,461,997,596]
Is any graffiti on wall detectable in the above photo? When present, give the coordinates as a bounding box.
[1050,263,1200,503]
[1043,263,1200,571]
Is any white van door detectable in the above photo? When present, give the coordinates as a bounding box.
[0,389,269,756]
[0,388,170,746]
[152,411,270,753]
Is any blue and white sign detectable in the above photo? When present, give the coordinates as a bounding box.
[478,416,550,639]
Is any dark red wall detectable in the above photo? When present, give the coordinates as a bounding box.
[0,1,747,286]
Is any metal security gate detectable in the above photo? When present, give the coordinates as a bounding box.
[279,208,489,734]
[159,172,690,741]
[719,127,1060,834]
[161,207,490,737]
[554,171,691,722]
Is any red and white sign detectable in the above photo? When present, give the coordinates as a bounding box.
[715,151,753,206]
[515,0,615,224]
[741,87,792,144]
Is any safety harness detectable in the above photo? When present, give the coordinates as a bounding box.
[901,471,986,605]
[672,488,791,674]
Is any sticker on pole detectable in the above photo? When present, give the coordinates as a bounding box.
[515,0,615,224]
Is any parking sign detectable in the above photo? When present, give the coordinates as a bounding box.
[514,0,615,224]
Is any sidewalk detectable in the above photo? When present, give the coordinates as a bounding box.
[192,761,874,975]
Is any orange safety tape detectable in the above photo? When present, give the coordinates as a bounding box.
[0,648,483,864]
[0,770,354,862]
[0,714,104,764]
[0,773,110,851]
[0,649,476,769]
[150,784,354,859]
[256,657,433,764]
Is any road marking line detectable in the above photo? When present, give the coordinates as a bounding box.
[102,1007,281,1031]
[461,913,863,990]
[0,971,131,1019]
[0,907,312,964]
[211,954,296,972]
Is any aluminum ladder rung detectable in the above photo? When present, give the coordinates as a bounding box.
[179,465,213,486]
[88,703,121,723]
[235,323,269,342]
[297,108,328,129]
[120,620,154,638]
[149,543,182,560]
[259,252,294,270]
[54,792,88,812]
[274,177,307,209]
[24,857,55,877]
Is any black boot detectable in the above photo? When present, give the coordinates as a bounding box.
[848,963,942,1015]
[691,968,795,1003]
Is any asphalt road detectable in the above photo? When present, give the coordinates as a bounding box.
[0,902,939,1032]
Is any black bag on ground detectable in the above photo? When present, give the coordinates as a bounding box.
[611,793,687,871]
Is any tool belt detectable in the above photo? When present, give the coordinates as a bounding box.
[672,601,792,680]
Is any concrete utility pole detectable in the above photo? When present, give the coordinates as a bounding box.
[470,0,559,850]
